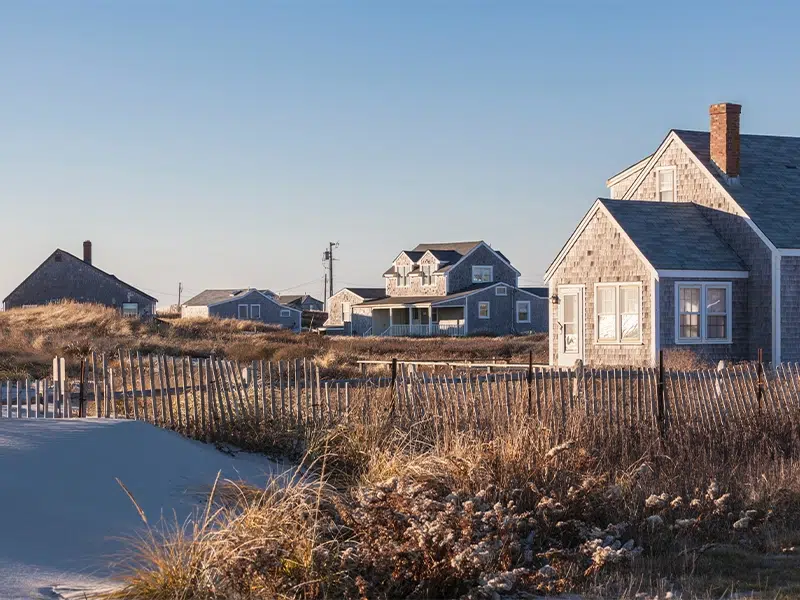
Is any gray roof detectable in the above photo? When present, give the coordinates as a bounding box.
[675,129,800,248]
[183,288,273,307]
[601,199,746,271]
[412,241,482,255]
[342,287,386,301]
[278,294,322,307]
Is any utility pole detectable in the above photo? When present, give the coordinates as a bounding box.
[323,272,328,305]
[322,242,339,299]
[177,282,183,308]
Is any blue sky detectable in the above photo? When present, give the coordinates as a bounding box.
[2,1,800,305]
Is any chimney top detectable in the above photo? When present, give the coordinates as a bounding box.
[83,240,92,266]
[709,102,742,180]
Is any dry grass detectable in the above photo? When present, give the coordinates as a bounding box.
[107,398,800,599]
[0,302,547,379]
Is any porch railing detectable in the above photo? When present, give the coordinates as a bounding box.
[377,323,466,337]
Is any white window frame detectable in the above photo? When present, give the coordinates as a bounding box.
[593,282,643,345]
[516,300,530,323]
[250,304,261,319]
[121,302,138,318]
[496,285,507,296]
[472,265,493,283]
[656,166,676,202]
[421,264,433,286]
[478,301,490,319]
[280,309,292,318]
[237,304,249,319]
[674,282,732,345]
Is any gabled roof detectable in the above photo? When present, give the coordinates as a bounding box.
[412,241,483,255]
[183,288,274,307]
[3,248,157,304]
[674,129,800,248]
[338,287,386,301]
[278,294,322,307]
[601,199,746,271]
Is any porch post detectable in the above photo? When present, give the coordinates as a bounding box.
[389,308,393,333]
[428,307,432,336]
[409,306,413,332]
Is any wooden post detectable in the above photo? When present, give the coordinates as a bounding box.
[109,367,115,419]
[137,352,148,423]
[756,348,764,412]
[119,349,130,418]
[181,357,191,432]
[101,354,108,418]
[164,356,175,427]
[257,360,265,426]
[91,352,99,418]
[278,361,285,421]
[171,356,182,430]
[526,351,533,415]
[25,378,30,419]
[79,358,86,418]
[268,361,275,419]
[158,355,170,427]
[294,359,301,423]
[344,381,350,421]
[128,351,139,421]
[657,350,666,437]
[148,354,157,424]
[199,359,208,437]
[189,359,199,436]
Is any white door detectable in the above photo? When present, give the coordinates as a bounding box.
[558,287,584,366]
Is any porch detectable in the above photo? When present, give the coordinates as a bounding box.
[370,305,465,337]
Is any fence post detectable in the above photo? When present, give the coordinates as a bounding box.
[657,350,666,437]
[756,348,764,412]
[526,350,533,415]
[389,358,398,418]
[79,358,86,418]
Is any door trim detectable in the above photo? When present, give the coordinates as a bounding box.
[557,285,585,367]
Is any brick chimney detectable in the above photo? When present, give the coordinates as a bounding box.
[83,240,92,265]
[709,102,741,179]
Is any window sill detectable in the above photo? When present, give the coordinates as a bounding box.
[675,339,732,345]
[594,340,644,346]
[516,320,531,324]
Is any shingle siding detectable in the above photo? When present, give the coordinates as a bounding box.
[386,252,447,297]
[209,291,301,332]
[461,286,547,335]
[659,277,749,362]
[549,210,653,366]
[181,305,209,319]
[325,289,372,327]
[625,138,773,362]
[4,251,155,316]
[780,257,800,362]
[446,245,518,293]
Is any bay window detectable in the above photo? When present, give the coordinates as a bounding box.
[676,282,731,344]
[595,283,641,344]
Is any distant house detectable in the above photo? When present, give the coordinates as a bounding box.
[3,240,157,317]
[181,288,301,331]
[277,294,324,312]
[546,102,800,367]
[324,287,386,335]
[328,242,547,337]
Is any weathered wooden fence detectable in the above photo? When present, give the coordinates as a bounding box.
[2,351,798,438]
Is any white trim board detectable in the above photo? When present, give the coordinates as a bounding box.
[657,270,748,279]
[606,155,652,188]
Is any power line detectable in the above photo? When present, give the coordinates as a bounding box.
[275,277,326,294]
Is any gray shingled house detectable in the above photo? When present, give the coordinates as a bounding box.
[181,288,301,331]
[343,241,547,337]
[278,294,324,312]
[3,241,157,317]
[546,102,800,367]
[324,287,386,335]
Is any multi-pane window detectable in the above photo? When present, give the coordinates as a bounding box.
[122,303,138,318]
[596,286,617,341]
[657,168,675,202]
[478,302,490,319]
[595,283,641,343]
[516,301,530,323]
[496,285,507,296]
[237,304,249,319]
[280,309,291,318]
[421,265,433,286]
[397,265,410,287]
[676,283,731,343]
[250,304,261,319]
[472,266,493,283]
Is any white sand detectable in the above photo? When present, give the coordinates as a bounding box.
[0,419,281,599]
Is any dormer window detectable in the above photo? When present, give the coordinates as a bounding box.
[397,265,410,287]
[656,167,675,202]
[472,266,493,283]
[421,265,433,286]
